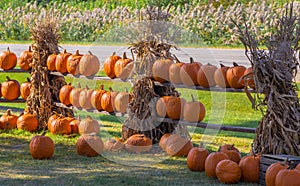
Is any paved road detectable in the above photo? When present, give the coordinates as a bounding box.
[1,43,299,81]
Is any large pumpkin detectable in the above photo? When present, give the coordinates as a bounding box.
[18,46,33,70]
[218,144,241,164]
[226,62,247,89]
[1,76,20,100]
[20,78,31,100]
[90,85,106,111]
[239,153,260,183]
[156,96,185,120]
[69,83,83,108]
[46,54,57,71]
[205,152,229,177]
[183,94,206,122]
[152,58,173,83]
[29,131,55,159]
[101,87,119,113]
[159,133,172,150]
[55,49,71,73]
[114,52,133,80]
[187,144,209,171]
[169,57,184,84]
[79,51,100,77]
[0,109,18,130]
[265,161,289,186]
[66,50,83,75]
[78,116,100,135]
[243,67,255,89]
[17,113,39,132]
[59,83,73,106]
[49,117,72,135]
[76,134,104,157]
[216,159,242,184]
[180,57,202,86]
[114,88,132,114]
[125,134,152,153]
[103,52,121,79]
[214,64,230,88]
[79,86,94,110]
[104,137,124,152]
[165,134,193,157]
[197,63,218,88]
[275,169,300,186]
[0,47,17,70]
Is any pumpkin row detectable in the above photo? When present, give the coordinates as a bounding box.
[59,83,132,114]
[0,76,31,101]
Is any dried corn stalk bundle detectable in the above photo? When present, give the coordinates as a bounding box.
[234,4,300,155]
[26,14,73,130]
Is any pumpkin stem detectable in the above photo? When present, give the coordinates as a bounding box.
[86,115,92,120]
[77,115,81,121]
[75,50,80,55]
[41,130,47,136]
[100,84,104,90]
[77,83,81,88]
[109,87,113,92]
[68,82,72,86]
[191,94,196,102]
[63,49,67,54]
[122,52,127,59]
[233,62,239,67]
[6,109,12,116]
[26,77,30,82]
[7,47,10,53]
[6,76,11,81]
[85,85,89,89]
[112,51,116,56]
[189,57,194,63]
[124,87,128,93]
[220,64,226,68]
[207,63,213,66]
[28,46,32,52]
[88,51,93,55]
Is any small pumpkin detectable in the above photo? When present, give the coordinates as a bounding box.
[205,152,229,178]
[59,83,73,106]
[165,134,193,157]
[239,152,260,183]
[180,57,202,86]
[242,67,255,89]
[0,109,18,130]
[114,88,132,114]
[18,46,33,70]
[17,113,39,132]
[125,134,152,153]
[216,159,242,184]
[47,112,60,131]
[79,51,100,77]
[197,63,218,88]
[101,87,119,113]
[1,76,20,100]
[104,137,124,151]
[275,168,300,186]
[20,78,31,100]
[79,86,94,110]
[46,54,57,71]
[76,134,104,157]
[0,47,17,70]
[69,116,80,134]
[183,94,206,122]
[159,133,172,150]
[29,131,55,159]
[169,56,184,84]
[78,116,100,135]
[152,58,173,83]
[55,49,72,73]
[90,85,106,111]
[66,50,83,75]
[265,159,289,186]
[226,62,247,89]
[218,144,241,164]
[156,96,185,120]
[114,52,133,80]
[69,83,83,108]
[103,52,121,79]
[214,64,230,88]
[187,143,209,171]
[49,116,72,135]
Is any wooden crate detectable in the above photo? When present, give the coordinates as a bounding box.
[259,154,300,185]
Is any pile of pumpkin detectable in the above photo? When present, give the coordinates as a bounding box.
[0,76,31,101]
[59,83,132,114]
[0,47,32,71]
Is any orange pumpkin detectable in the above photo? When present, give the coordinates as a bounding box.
[49,117,72,135]
[159,133,172,150]
[69,83,83,108]
[104,137,124,151]
[165,134,193,157]
[103,52,121,79]
[46,54,57,71]
[79,51,100,76]
[1,76,20,100]
[66,50,83,75]
[79,86,94,110]
[152,58,173,83]
[0,109,18,130]
[55,49,71,73]
[197,63,218,88]
[275,168,300,186]
[18,46,33,70]
[114,88,132,114]
[125,134,152,153]
[180,57,202,86]
[216,159,242,184]
[17,113,39,132]
[76,134,104,157]
[226,62,247,89]
[47,112,60,131]
[187,144,209,171]
[243,67,255,89]
[156,96,185,120]
[69,116,80,134]
[0,47,17,70]
[214,64,230,88]
[20,78,31,100]
[169,57,184,84]
[296,163,300,171]
[218,144,241,164]
[101,87,119,113]
[183,94,206,122]
[59,83,73,106]
[205,152,229,177]
[239,153,260,183]
[90,85,106,111]
[114,52,133,80]
[78,116,100,135]
[265,161,289,186]
[29,131,55,159]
